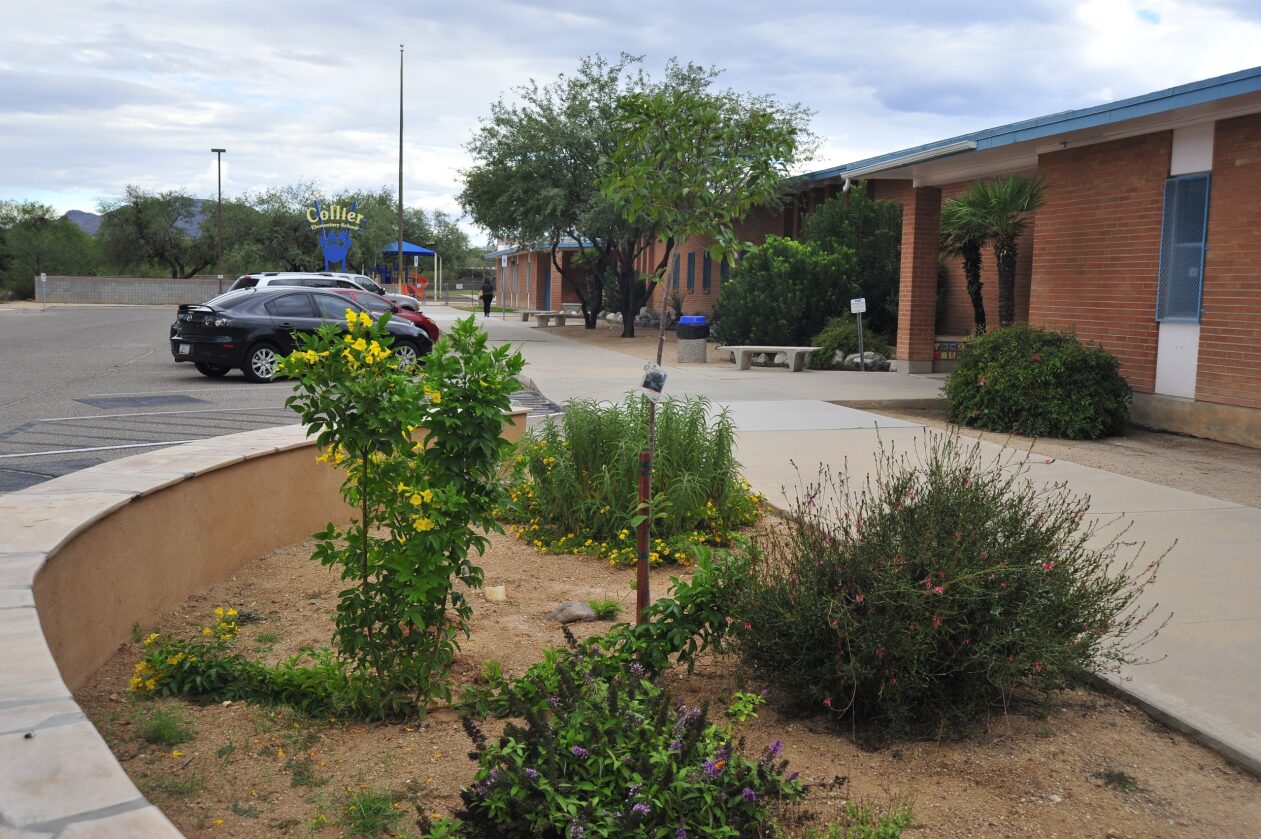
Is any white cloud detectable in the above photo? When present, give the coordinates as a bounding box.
[0,0,1257,239]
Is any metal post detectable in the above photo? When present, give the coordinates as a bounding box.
[857,311,865,372]
[636,450,651,624]
[397,45,404,299]
[210,148,226,273]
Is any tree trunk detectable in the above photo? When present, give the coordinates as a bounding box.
[962,241,986,334]
[994,237,1018,328]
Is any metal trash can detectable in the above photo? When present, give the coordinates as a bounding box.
[677,315,709,363]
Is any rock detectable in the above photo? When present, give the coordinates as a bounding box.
[843,351,889,371]
[1047,794,1062,804]
[548,600,596,623]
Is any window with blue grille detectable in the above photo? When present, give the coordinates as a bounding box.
[687,253,696,292]
[702,253,712,292]
[1156,174,1210,322]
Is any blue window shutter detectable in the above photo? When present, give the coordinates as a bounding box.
[702,253,712,292]
[720,257,729,282]
[672,254,680,288]
[1156,174,1210,321]
[686,252,695,291]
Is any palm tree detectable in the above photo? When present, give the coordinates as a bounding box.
[939,195,989,333]
[967,175,1044,327]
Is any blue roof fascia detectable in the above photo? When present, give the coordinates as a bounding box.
[808,65,1261,182]
[482,239,596,259]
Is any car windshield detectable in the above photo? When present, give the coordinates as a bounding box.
[360,278,385,294]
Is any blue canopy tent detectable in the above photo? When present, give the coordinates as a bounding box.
[381,241,435,257]
[377,241,436,287]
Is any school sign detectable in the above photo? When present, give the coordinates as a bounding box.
[306,200,365,271]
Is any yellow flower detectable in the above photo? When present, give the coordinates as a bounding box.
[227,608,237,617]
[413,517,435,532]
[214,607,224,618]
[143,632,160,646]
[145,678,157,691]
[345,308,359,325]
[128,676,143,691]
[212,819,225,826]
[202,627,213,636]
[421,488,433,503]
[171,749,184,758]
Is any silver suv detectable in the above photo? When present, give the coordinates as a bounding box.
[229,272,420,311]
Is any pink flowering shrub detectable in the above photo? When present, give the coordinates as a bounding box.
[725,432,1168,735]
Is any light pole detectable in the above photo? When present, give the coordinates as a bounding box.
[211,148,226,289]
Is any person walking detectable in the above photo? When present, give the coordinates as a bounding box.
[479,278,495,317]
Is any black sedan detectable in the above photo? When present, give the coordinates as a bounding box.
[169,287,432,381]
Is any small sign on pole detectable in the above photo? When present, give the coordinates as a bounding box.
[39,273,47,309]
[851,297,867,372]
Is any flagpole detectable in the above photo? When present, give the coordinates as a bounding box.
[397,44,404,292]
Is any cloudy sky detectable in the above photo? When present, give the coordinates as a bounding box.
[2,0,1258,235]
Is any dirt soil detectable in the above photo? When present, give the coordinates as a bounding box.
[546,320,1261,509]
[78,525,1261,838]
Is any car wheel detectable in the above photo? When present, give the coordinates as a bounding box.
[242,343,281,382]
[392,339,421,368]
[194,362,231,378]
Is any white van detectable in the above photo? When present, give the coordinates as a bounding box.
[229,272,420,311]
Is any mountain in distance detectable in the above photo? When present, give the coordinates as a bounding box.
[63,198,209,237]
[64,210,103,235]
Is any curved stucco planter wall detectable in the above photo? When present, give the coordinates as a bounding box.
[0,413,527,837]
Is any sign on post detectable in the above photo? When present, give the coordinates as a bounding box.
[39,273,47,309]
[851,298,867,372]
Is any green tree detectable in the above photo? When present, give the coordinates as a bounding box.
[939,193,989,333]
[601,74,813,328]
[964,175,1044,327]
[462,54,707,333]
[0,202,99,298]
[713,236,854,346]
[97,186,213,278]
[800,186,902,337]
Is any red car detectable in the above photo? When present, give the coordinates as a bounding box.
[328,288,440,342]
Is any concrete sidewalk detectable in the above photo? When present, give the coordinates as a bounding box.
[431,306,1261,775]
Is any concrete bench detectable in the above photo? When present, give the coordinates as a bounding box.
[723,345,822,372]
[532,311,570,327]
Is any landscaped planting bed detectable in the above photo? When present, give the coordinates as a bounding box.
[76,525,1260,838]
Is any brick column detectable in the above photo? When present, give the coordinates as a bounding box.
[896,186,941,374]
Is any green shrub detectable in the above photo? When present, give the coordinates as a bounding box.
[724,432,1167,735]
[456,631,802,838]
[712,237,857,347]
[504,396,762,566]
[944,325,1132,439]
[809,318,893,369]
[800,188,903,338]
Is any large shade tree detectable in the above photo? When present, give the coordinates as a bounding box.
[462,54,732,334]
[97,186,213,279]
[0,201,98,298]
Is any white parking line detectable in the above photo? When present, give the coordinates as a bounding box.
[36,407,294,423]
[0,440,201,460]
[82,384,290,398]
